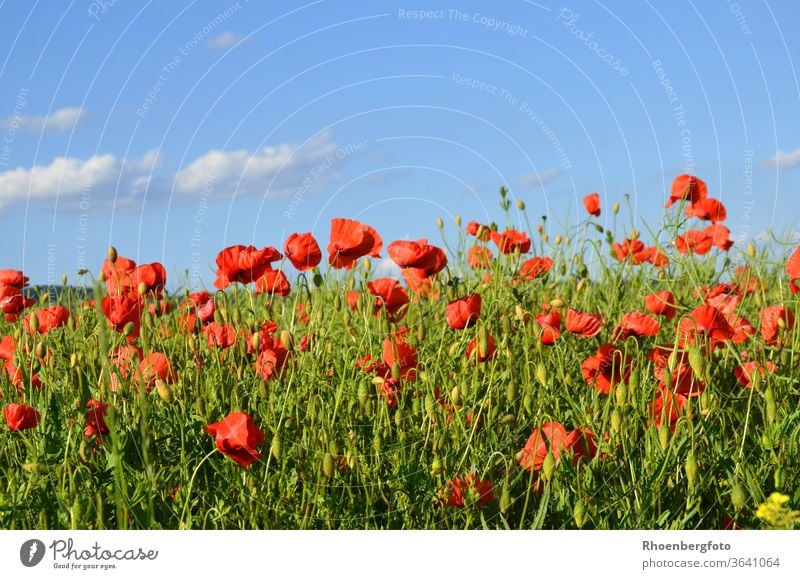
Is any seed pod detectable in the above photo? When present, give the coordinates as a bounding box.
[731,483,746,511]
[685,452,698,487]
[270,434,282,461]
[573,500,586,529]
[322,453,335,478]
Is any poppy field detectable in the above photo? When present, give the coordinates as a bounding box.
[2,174,800,530]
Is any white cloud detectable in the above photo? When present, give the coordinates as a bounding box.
[207,31,244,50]
[174,131,339,197]
[0,131,348,208]
[373,257,402,278]
[762,148,800,171]
[1,107,88,134]
[517,169,562,187]
[0,149,159,204]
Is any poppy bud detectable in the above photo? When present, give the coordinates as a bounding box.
[424,394,436,420]
[535,363,547,387]
[658,422,670,451]
[554,235,562,245]
[123,322,135,337]
[137,281,147,297]
[765,386,776,423]
[34,341,46,360]
[523,394,533,414]
[685,452,698,487]
[541,451,556,482]
[612,202,620,214]
[610,408,622,434]
[436,217,444,229]
[29,312,40,333]
[499,481,511,513]
[777,316,786,329]
[357,382,369,406]
[155,379,173,403]
[731,483,746,511]
[615,382,627,406]
[373,432,382,453]
[629,229,640,240]
[455,215,462,226]
[576,278,587,293]
[500,413,515,426]
[450,385,461,406]
[70,353,77,368]
[747,242,755,258]
[542,233,549,243]
[774,466,784,489]
[506,383,517,404]
[251,332,261,352]
[431,456,442,475]
[516,199,526,210]
[313,272,323,288]
[573,500,586,528]
[22,462,50,475]
[416,324,425,342]
[280,330,294,350]
[391,362,402,382]
[322,453,335,478]
[688,347,706,383]
[108,246,118,263]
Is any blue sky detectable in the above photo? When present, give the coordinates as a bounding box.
[1,0,799,289]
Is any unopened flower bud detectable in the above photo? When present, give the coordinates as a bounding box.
[108,246,118,264]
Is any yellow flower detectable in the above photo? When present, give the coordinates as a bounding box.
[756,492,800,529]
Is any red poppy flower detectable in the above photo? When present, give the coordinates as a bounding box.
[611,311,660,341]
[24,306,70,335]
[346,290,360,311]
[666,174,707,208]
[368,278,409,322]
[704,224,733,250]
[727,313,754,344]
[387,239,447,276]
[582,193,601,217]
[328,218,383,269]
[644,291,677,319]
[686,197,727,223]
[108,344,143,391]
[786,247,800,294]
[254,343,289,381]
[134,353,176,392]
[519,256,554,280]
[102,256,137,296]
[284,232,322,271]
[653,360,705,398]
[0,335,15,361]
[467,246,493,269]
[678,305,735,349]
[400,268,438,298]
[581,344,632,394]
[675,229,713,255]
[4,403,40,431]
[102,294,143,338]
[465,221,490,241]
[519,422,569,472]
[565,308,604,337]
[213,245,282,290]
[204,411,265,468]
[3,359,42,392]
[612,238,645,262]
[446,294,481,330]
[203,322,237,349]
[466,334,497,363]
[536,310,562,345]
[759,305,795,346]
[0,269,29,289]
[564,427,599,463]
[0,285,36,321]
[255,268,291,297]
[490,228,531,254]
[735,360,777,389]
[382,339,418,381]
[650,389,689,430]
[439,473,493,507]
[84,399,110,439]
[701,284,740,316]
[635,246,669,267]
